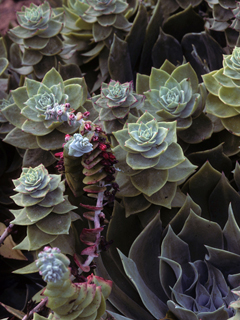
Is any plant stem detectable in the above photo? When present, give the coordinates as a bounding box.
[82,181,105,268]
[0,223,14,246]
[22,297,48,320]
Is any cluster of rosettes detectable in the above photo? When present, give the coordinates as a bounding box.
[36,246,69,283]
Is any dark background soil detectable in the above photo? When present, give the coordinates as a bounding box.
[0,0,42,36]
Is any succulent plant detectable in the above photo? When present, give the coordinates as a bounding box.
[61,0,136,90]
[205,0,239,47]
[8,1,75,79]
[112,111,197,216]
[2,68,88,151]
[92,80,144,133]
[33,246,112,320]
[0,37,9,78]
[63,118,118,200]
[158,204,240,320]
[203,46,240,137]
[137,60,211,144]
[97,198,240,320]
[0,37,9,95]
[0,94,15,138]
[10,164,79,254]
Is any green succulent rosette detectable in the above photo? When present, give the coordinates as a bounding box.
[61,0,136,90]
[10,164,79,254]
[112,111,197,216]
[8,2,75,78]
[92,80,144,133]
[203,46,240,136]
[2,68,88,151]
[137,60,211,144]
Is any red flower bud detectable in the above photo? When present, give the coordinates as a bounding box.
[65,134,71,142]
[92,136,99,142]
[99,143,107,151]
[83,111,90,118]
[101,151,109,159]
[85,123,92,131]
[108,153,116,161]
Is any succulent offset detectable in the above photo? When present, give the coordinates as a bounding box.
[92,80,144,133]
[203,46,240,136]
[10,164,79,254]
[8,1,74,78]
[33,246,112,320]
[112,111,197,216]
[2,68,88,151]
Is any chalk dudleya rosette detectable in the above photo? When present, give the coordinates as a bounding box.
[67,133,93,157]
[203,46,240,136]
[92,80,144,133]
[112,111,197,216]
[2,68,88,151]
[10,164,79,254]
[33,246,112,320]
[110,202,240,320]
[137,61,209,144]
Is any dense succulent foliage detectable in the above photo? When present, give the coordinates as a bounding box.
[95,198,240,320]
[61,0,135,90]
[10,164,79,254]
[4,1,240,320]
